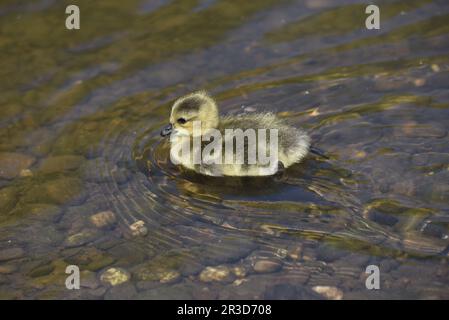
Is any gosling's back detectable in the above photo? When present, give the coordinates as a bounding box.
[219,113,310,168]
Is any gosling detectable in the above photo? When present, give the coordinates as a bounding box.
[160,91,310,177]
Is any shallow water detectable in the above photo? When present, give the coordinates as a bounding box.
[0,0,448,299]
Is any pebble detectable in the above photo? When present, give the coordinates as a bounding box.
[0,264,17,274]
[89,211,117,229]
[24,204,63,223]
[288,245,303,260]
[24,177,86,206]
[100,267,130,286]
[312,286,344,300]
[316,243,348,262]
[80,270,100,289]
[0,247,25,262]
[27,264,55,278]
[232,266,247,278]
[108,243,147,266]
[413,78,426,87]
[274,248,288,259]
[64,230,98,248]
[19,169,33,177]
[310,108,320,116]
[129,220,148,237]
[159,271,181,284]
[232,279,247,286]
[199,266,232,282]
[431,64,440,72]
[64,247,115,271]
[243,106,256,112]
[0,152,35,179]
[135,265,181,284]
[38,155,84,174]
[252,259,282,273]
[199,237,256,265]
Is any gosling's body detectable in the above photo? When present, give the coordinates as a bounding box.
[218,113,309,175]
[160,91,310,177]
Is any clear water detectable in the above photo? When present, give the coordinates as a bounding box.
[0,0,448,299]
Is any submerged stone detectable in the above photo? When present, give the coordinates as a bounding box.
[231,266,247,278]
[0,264,17,274]
[64,247,115,271]
[199,266,233,282]
[9,203,62,223]
[129,220,148,237]
[89,210,117,229]
[80,270,100,289]
[135,267,181,284]
[0,152,35,180]
[38,155,84,174]
[100,267,130,286]
[24,177,86,205]
[108,243,148,266]
[312,286,344,300]
[27,264,55,278]
[134,250,203,278]
[252,259,282,273]
[64,229,98,248]
[160,270,181,284]
[316,243,348,262]
[19,169,33,177]
[199,237,257,265]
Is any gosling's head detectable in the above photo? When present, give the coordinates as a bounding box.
[160,91,219,138]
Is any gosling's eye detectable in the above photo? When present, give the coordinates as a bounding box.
[177,118,187,124]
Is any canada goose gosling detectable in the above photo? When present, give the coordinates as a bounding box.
[160,91,310,177]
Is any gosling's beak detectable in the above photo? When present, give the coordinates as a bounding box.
[160,123,173,137]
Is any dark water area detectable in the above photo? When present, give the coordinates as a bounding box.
[0,0,448,299]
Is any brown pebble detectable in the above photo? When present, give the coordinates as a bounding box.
[89,211,117,228]
[253,260,282,273]
[413,78,426,87]
[0,264,17,274]
[312,286,344,300]
[431,64,440,72]
[199,266,232,282]
[129,220,148,237]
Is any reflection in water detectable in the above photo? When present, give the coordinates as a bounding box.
[0,0,448,299]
